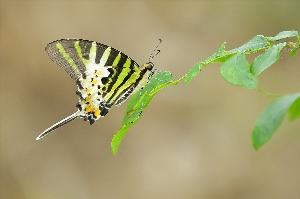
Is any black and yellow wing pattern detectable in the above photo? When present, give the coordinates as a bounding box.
[36,39,155,140]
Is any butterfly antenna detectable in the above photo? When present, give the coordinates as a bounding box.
[149,39,162,62]
[36,111,81,140]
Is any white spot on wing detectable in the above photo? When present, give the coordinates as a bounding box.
[99,47,111,67]
[89,42,97,64]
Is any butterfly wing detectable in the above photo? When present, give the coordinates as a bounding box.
[46,39,86,80]
[37,39,155,140]
[45,39,146,105]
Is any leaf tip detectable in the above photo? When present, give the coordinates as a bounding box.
[252,132,262,150]
[111,136,119,156]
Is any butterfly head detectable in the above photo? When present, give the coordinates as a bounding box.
[141,62,154,71]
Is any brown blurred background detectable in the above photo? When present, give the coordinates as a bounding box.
[1,1,300,199]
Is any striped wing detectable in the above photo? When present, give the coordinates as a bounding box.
[45,39,141,81]
[36,39,155,140]
[45,39,147,106]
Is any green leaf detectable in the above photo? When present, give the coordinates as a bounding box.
[185,42,228,84]
[185,62,204,84]
[220,53,258,89]
[203,42,228,63]
[250,42,286,76]
[288,97,300,121]
[111,71,187,156]
[228,35,268,53]
[252,93,300,150]
[111,120,138,156]
[122,71,172,125]
[121,93,147,125]
[266,30,299,41]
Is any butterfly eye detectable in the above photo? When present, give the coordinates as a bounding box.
[146,62,154,70]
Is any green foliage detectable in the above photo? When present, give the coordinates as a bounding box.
[288,97,300,121]
[220,53,258,89]
[252,93,300,150]
[111,30,300,155]
[250,43,286,76]
[111,72,186,155]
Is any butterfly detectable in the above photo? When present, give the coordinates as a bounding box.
[36,39,161,140]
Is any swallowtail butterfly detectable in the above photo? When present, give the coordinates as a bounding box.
[36,39,161,140]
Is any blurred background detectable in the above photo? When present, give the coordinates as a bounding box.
[1,1,300,199]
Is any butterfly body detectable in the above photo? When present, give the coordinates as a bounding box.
[36,39,155,140]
